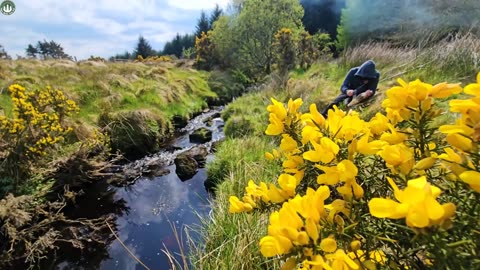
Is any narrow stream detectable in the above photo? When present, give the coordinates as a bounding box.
[54,107,225,270]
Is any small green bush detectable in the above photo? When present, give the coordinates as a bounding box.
[224,116,255,138]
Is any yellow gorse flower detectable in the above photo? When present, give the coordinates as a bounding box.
[228,73,480,269]
[368,176,455,228]
[1,84,78,157]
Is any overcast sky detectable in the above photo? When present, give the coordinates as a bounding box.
[0,0,229,59]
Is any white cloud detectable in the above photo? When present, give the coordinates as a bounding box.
[0,0,228,59]
[166,0,229,10]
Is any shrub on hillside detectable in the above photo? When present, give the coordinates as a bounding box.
[0,84,78,192]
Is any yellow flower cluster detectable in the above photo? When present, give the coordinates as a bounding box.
[369,176,456,228]
[382,79,462,124]
[1,84,78,157]
[274,28,293,40]
[134,55,172,63]
[195,31,214,65]
[228,74,480,269]
[437,73,480,191]
[229,174,299,213]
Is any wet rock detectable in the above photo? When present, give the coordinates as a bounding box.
[211,112,221,119]
[172,115,189,129]
[164,145,183,153]
[189,127,212,144]
[174,154,198,181]
[203,112,222,127]
[143,158,170,177]
[184,145,208,168]
[147,168,170,178]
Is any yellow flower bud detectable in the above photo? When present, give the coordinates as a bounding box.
[350,240,361,251]
[413,157,437,170]
[320,238,337,253]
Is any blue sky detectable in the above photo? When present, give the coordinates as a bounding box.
[0,0,229,59]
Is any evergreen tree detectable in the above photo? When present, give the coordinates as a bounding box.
[161,33,195,58]
[195,11,210,38]
[110,51,133,61]
[0,45,9,59]
[26,44,38,58]
[134,36,155,59]
[47,40,70,59]
[209,4,223,29]
[34,40,70,59]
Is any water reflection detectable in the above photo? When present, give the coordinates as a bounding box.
[100,167,210,270]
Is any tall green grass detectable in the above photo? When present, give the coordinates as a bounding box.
[191,136,281,270]
[0,60,217,126]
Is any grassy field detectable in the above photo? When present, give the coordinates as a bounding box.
[0,59,216,125]
[0,59,246,157]
[191,34,480,269]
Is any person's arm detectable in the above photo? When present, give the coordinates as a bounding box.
[341,69,356,94]
[366,75,379,95]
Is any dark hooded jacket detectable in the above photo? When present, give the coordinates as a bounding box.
[340,60,380,96]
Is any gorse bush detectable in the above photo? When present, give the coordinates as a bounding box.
[274,28,296,75]
[195,31,217,70]
[0,84,78,191]
[228,74,480,269]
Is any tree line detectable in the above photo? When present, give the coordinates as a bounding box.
[2,0,476,63]
[111,4,223,61]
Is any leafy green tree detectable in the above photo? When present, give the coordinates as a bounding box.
[134,35,155,59]
[209,16,236,68]
[214,0,304,77]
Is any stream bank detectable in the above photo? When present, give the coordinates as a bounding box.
[49,107,225,269]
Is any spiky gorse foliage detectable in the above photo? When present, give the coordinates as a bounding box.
[0,84,78,186]
[229,74,480,269]
[274,28,296,74]
[195,31,216,70]
[134,55,172,63]
[273,29,334,73]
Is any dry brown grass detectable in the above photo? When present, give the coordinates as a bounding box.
[342,42,418,68]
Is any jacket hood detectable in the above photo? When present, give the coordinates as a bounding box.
[355,60,377,79]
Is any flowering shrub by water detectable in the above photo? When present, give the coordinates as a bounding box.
[229,74,480,269]
[0,84,78,188]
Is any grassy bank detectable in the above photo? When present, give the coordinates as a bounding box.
[0,59,244,157]
[192,35,480,269]
[1,59,214,124]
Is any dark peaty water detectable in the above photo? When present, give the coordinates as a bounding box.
[100,166,210,270]
[53,108,224,270]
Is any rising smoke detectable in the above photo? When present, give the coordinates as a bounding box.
[339,0,480,43]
